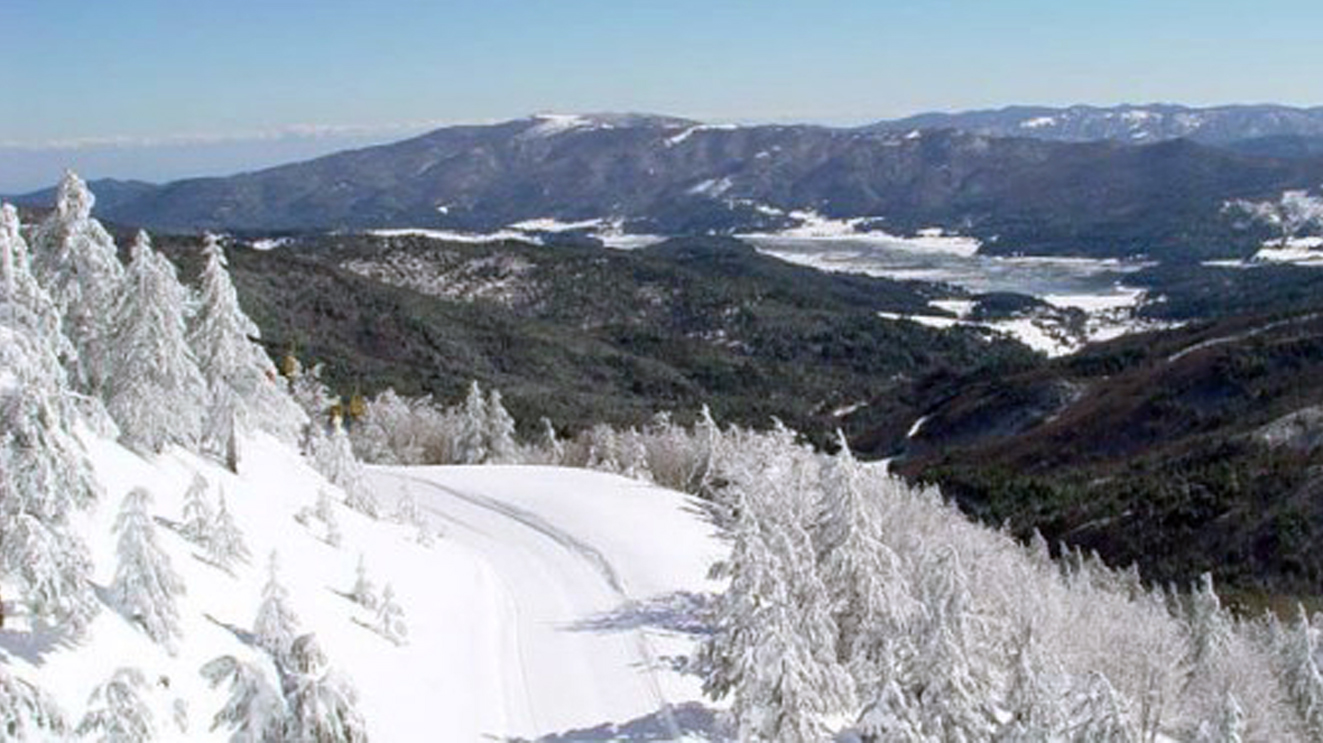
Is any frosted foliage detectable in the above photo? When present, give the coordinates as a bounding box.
[75,667,155,742]
[1228,189,1323,243]
[112,486,186,647]
[699,473,853,741]
[282,634,368,743]
[0,243,98,632]
[180,473,214,545]
[29,171,124,393]
[351,554,377,610]
[1,204,74,377]
[312,420,377,518]
[375,583,407,645]
[199,655,286,743]
[189,234,305,449]
[0,325,99,630]
[254,552,300,665]
[0,664,69,739]
[676,412,1308,740]
[105,232,206,452]
[208,489,250,570]
[485,389,519,464]
[455,381,487,464]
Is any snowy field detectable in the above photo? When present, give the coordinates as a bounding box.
[748,236,1160,355]
[3,432,725,741]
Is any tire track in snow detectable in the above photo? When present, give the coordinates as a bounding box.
[389,472,683,740]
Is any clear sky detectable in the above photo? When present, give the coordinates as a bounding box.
[3,0,1320,191]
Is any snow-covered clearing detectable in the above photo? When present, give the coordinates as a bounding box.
[740,210,982,257]
[4,432,724,741]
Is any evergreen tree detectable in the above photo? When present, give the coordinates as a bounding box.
[1067,673,1139,743]
[375,583,407,646]
[188,234,304,450]
[0,205,99,632]
[856,679,925,743]
[28,171,124,394]
[484,388,519,463]
[112,486,186,648]
[912,547,991,741]
[1281,607,1323,738]
[813,431,916,686]
[0,664,70,740]
[75,667,155,742]
[281,634,368,743]
[455,381,487,464]
[537,417,564,465]
[311,418,377,518]
[254,551,301,667]
[180,473,215,546]
[200,654,286,743]
[104,231,206,452]
[208,489,250,571]
[350,554,377,610]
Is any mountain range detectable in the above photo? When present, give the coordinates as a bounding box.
[13,105,1323,261]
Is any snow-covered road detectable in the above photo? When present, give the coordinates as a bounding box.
[364,466,725,741]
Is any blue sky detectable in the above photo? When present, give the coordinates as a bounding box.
[3,0,1320,191]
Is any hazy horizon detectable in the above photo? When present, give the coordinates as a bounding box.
[6,0,1322,192]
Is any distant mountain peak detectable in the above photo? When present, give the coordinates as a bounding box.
[520,112,697,138]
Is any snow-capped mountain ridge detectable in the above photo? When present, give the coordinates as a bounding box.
[869,102,1323,144]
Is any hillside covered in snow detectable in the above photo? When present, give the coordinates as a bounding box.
[8,173,1323,741]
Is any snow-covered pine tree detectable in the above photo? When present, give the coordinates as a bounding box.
[179,473,214,546]
[75,667,155,742]
[537,417,564,465]
[281,634,368,742]
[199,654,286,742]
[254,551,301,666]
[104,231,207,452]
[484,388,519,464]
[911,546,992,741]
[1067,672,1140,743]
[855,678,924,742]
[0,664,70,740]
[999,623,1067,741]
[112,486,186,647]
[350,554,378,610]
[208,488,250,570]
[312,417,378,518]
[288,359,337,446]
[28,171,124,395]
[455,380,487,464]
[188,233,305,450]
[0,204,100,632]
[375,583,407,646]
[1,203,75,395]
[813,431,917,686]
[698,481,851,742]
[1280,607,1323,738]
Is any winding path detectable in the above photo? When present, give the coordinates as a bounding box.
[364,466,716,741]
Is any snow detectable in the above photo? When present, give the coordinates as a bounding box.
[905,415,930,439]
[5,432,724,741]
[1042,286,1146,312]
[1252,236,1323,266]
[248,238,290,252]
[739,211,982,257]
[506,217,608,233]
[521,114,600,139]
[665,124,738,147]
[369,227,543,246]
[687,177,734,197]
[1019,116,1057,129]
